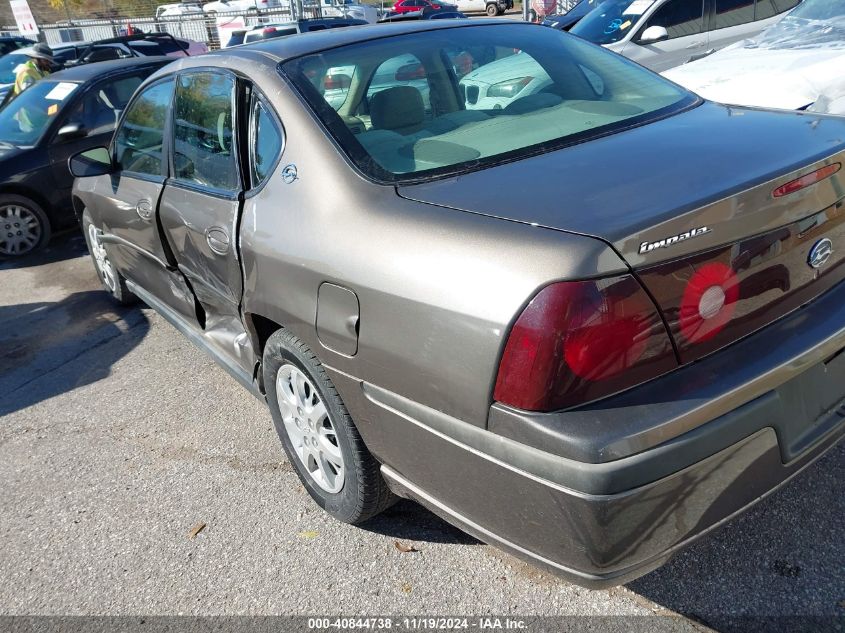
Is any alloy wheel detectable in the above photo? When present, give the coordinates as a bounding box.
[88,224,117,293]
[276,363,345,493]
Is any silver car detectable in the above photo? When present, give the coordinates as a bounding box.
[570,0,801,72]
[71,21,845,587]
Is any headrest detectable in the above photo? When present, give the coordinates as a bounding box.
[370,86,424,133]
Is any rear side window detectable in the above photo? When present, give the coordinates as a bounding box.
[173,71,239,191]
[114,79,174,177]
[714,0,755,28]
[642,0,705,39]
[249,99,283,187]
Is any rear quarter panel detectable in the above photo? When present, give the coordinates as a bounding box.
[240,74,627,427]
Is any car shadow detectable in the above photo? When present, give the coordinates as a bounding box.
[626,441,845,631]
[0,228,86,271]
[0,290,149,417]
[359,499,481,545]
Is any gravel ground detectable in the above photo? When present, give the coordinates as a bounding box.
[1,234,843,630]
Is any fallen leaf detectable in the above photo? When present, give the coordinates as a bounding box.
[394,541,418,553]
[298,530,319,539]
[187,522,206,540]
[401,582,412,594]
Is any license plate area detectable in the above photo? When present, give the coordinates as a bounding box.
[776,346,845,462]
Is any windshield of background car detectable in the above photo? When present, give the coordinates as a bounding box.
[0,79,79,146]
[282,24,692,183]
[0,53,27,85]
[570,0,655,44]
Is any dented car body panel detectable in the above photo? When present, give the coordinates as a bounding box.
[72,22,845,586]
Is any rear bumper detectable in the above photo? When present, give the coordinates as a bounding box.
[331,280,845,587]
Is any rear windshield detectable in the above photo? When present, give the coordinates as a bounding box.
[282,23,692,183]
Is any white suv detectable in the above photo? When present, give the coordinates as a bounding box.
[569,0,801,72]
[202,0,279,13]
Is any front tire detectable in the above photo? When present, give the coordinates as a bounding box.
[81,209,137,305]
[263,328,396,524]
[0,194,50,258]
[485,3,498,16]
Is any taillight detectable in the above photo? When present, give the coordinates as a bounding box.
[263,27,277,34]
[773,163,841,198]
[493,276,677,412]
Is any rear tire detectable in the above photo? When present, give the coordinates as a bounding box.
[0,194,50,258]
[263,328,396,524]
[81,209,137,305]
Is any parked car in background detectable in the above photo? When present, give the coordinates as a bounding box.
[221,29,249,47]
[0,56,170,257]
[203,0,277,13]
[72,21,845,587]
[428,10,467,17]
[541,0,602,30]
[378,6,466,19]
[53,34,205,66]
[457,49,551,110]
[391,0,456,14]
[0,36,35,56]
[0,48,62,106]
[664,0,845,115]
[455,0,512,16]
[570,0,801,72]
[155,2,204,17]
[319,0,380,24]
[243,17,367,43]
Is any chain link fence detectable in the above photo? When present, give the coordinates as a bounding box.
[2,0,578,50]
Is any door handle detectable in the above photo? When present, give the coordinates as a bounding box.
[205,226,230,255]
[136,199,153,221]
[685,41,705,49]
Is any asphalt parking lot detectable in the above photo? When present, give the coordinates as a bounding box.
[1,233,843,629]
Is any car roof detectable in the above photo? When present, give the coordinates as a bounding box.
[214,19,516,62]
[48,56,173,82]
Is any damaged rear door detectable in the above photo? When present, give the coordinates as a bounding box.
[157,70,255,376]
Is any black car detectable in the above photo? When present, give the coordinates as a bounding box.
[541,0,602,29]
[0,36,35,56]
[0,56,171,257]
[53,33,192,66]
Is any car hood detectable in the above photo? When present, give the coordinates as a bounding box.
[664,46,845,113]
[397,101,845,266]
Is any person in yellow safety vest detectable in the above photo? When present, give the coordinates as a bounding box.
[13,43,54,96]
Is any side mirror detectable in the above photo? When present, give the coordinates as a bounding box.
[56,122,86,140]
[69,146,113,178]
[638,25,669,45]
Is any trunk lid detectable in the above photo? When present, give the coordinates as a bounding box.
[398,102,845,362]
[397,102,845,267]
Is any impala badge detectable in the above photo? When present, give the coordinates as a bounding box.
[639,226,711,255]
